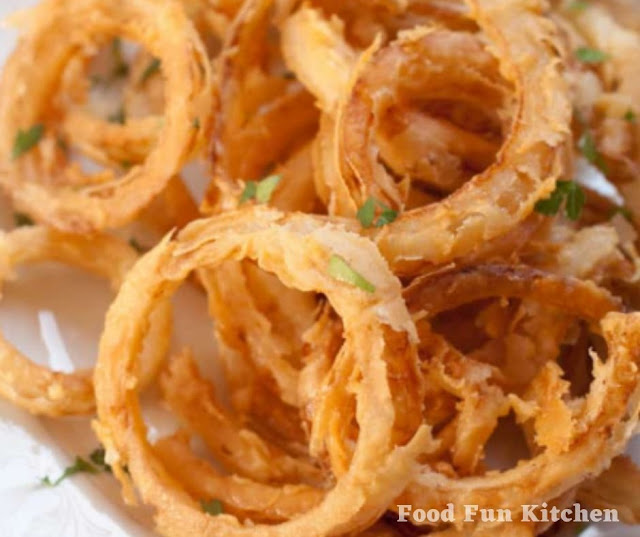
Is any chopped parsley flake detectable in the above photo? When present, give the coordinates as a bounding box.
[575,47,608,64]
[239,175,281,205]
[578,131,608,173]
[534,180,586,221]
[12,124,44,160]
[201,499,224,516]
[357,197,398,228]
[40,447,114,487]
[41,456,99,487]
[140,58,161,84]
[328,255,376,293]
[89,448,112,473]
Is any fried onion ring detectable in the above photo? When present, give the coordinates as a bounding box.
[0,0,213,232]
[331,0,572,275]
[398,265,640,526]
[94,207,434,536]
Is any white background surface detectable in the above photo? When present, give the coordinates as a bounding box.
[0,2,638,537]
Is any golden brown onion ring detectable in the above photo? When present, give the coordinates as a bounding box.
[399,265,640,525]
[338,27,509,213]
[0,0,213,232]
[94,207,434,537]
[0,226,171,416]
[334,0,571,275]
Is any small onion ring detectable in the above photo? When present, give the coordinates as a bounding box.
[0,0,213,232]
[399,264,640,525]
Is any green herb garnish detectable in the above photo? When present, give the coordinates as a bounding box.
[192,118,201,130]
[624,109,637,123]
[534,189,564,216]
[282,70,296,80]
[569,0,589,11]
[328,255,376,293]
[239,181,257,204]
[239,174,281,205]
[534,180,586,221]
[356,198,376,227]
[357,196,398,228]
[575,47,608,64]
[14,213,34,227]
[89,448,112,473]
[40,447,115,487]
[564,182,586,220]
[140,58,161,84]
[578,130,608,173]
[41,456,99,487]
[12,124,44,160]
[255,175,281,203]
[201,499,224,516]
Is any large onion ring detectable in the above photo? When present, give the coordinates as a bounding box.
[333,0,572,275]
[93,207,434,537]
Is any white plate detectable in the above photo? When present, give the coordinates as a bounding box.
[0,2,638,536]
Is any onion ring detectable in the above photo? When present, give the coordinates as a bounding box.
[202,0,319,214]
[93,207,434,536]
[399,265,640,527]
[0,0,213,232]
[329,0,572,275]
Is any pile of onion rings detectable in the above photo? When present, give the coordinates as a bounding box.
[0,0,639,535]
